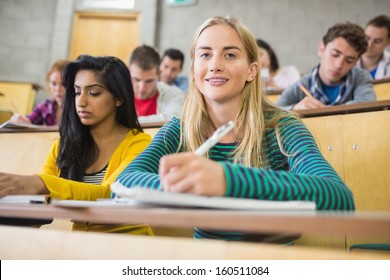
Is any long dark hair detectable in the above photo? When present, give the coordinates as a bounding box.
[256,39,280,74]
[58,55,142,181]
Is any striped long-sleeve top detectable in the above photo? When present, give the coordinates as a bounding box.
[115,117,355,240]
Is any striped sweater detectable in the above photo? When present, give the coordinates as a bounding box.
[115,117,355,240]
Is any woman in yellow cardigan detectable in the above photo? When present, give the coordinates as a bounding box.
[0,55,152,234]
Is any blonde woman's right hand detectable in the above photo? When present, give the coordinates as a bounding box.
[10,114,31,124]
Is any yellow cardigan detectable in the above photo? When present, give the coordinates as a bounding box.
[37,129,153,235]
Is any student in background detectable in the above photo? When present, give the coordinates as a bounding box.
[256,39,300,90]
[128,45,185,123]
[357,15,390,79]
[10,59,70,126]
[114,16,354,242]
[160,48,189,92]
[0,55,152,235]
[276,22,376,111]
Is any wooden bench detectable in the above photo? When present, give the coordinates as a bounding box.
[0,81,36,115]
[373,78,390,101]
[296,100,390,249]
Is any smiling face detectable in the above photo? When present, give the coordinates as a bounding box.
[318,37,359,85]
[193,24,258,109]
[74,70,119,127]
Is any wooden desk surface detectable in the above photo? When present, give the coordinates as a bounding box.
[1,225,388,260]
[297,100,390,118]
[0,203,389,238]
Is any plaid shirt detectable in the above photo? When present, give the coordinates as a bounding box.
[27,99,58,125]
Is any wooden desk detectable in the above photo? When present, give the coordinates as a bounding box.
[299,101,390,248]
[373,77,390,101]
[264,88,282,103]
[0,81,36,115]
[1,225,388,260]
[0,131,59,174]
[297,100,390,118]
[0,203,389,238]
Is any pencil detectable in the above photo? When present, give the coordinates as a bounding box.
[296,82,313,99]
[10,100,20,114]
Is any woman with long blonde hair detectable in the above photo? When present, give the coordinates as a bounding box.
[115,16,354,241]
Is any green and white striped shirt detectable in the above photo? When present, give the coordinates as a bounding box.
[115,117,354,241]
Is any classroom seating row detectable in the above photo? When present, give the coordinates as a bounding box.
[264,77,390,104]
[2,224,388,260]
[0,101,389,250]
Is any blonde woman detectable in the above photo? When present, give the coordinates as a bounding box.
[115,16,354,241]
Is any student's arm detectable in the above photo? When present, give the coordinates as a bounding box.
[220,117,355,210]
[275,82,306,110]
[26,101,46,125]
[345,69,376,104]
[38,131,152,200]
[114,118,181,193]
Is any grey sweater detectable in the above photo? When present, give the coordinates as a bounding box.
[275,67,376,110]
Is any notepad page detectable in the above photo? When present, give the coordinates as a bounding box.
[110,182,316,211]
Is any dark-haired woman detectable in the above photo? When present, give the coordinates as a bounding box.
[0,55,152,234]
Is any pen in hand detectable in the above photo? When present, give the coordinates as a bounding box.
[160,121,234,191]
[296,82,313,99]
[195,121,235,156]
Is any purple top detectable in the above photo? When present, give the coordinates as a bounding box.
[27,99,59,126]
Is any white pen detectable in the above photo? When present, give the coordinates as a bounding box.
[195,121,235,156]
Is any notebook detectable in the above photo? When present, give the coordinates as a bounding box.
[110,181,316,211]
[0,195,50,204]
[0,120,43,129]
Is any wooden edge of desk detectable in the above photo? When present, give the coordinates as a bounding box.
[264,89,283,96]
[0,204,389,238]
[1,225,389,260]
[297,100,390,118]
[373,77,390,85]
[0,121,166,133]
[141,121,166,129]
[0,126,59,133]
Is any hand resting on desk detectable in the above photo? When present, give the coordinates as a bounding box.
[0,173,48,196]
[292,97,327,110]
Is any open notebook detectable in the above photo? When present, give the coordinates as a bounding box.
[109,182,316,211]
[0,120,43,129]
[0,195,50,204]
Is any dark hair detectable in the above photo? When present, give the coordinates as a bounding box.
[322,22,368,56]
[162,48,185,68]
[367,15,390,39]
[129,44,160,71]
[256,39,280,73]
[58,55,142,181]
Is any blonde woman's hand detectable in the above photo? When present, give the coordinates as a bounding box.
[159,153,226,196]
[0,173,48,196]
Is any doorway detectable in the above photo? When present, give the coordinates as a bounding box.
[70,12,140,64]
